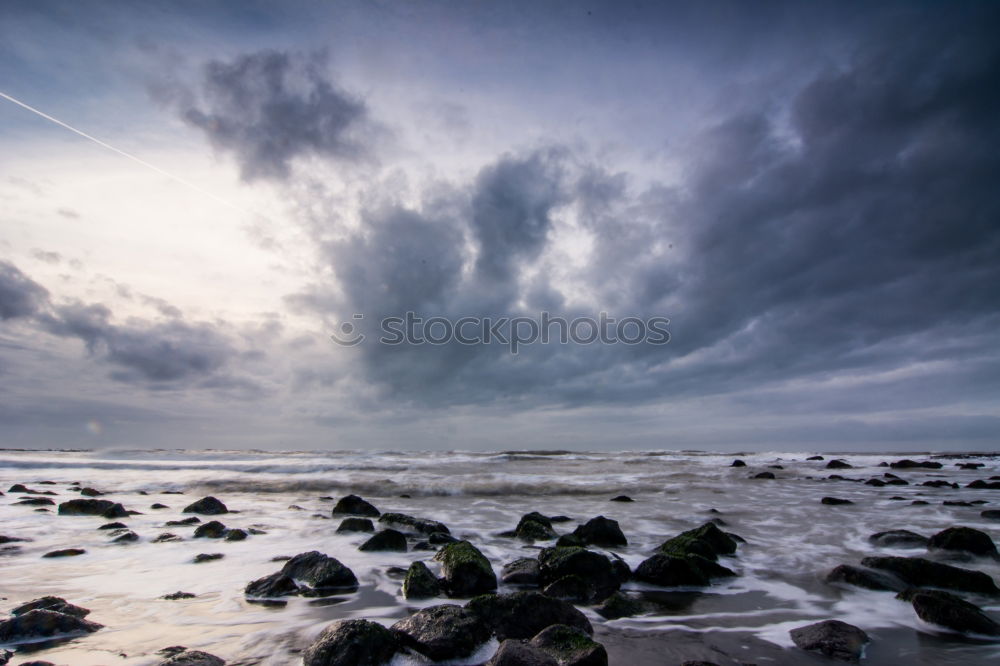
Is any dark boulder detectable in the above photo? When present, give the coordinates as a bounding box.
[8,484,31,493]
[466,591,592,640]
[434,541,497,597]
[167,517,201,526]
[610,495,633,502]
[824,565,905,592]
[486,640,559,666]
[281,551,359,594]
[790,619,869,663]
[111,530,139,543]
[42,548,85,558]
[538,547,619,601]
[860,556,999,594]
[331,494,380,517]
[502,557,540,586]
[891,459,942,469]
[821,497,853,505]
[968,480,1000,489]
[657,522,738,561]
[161,592,196,600]
[634,554,709,587]
[595,591,646,619]
[11,597,89,618]
[182,497,228,515]
[927,526,999,559]
[194,521,227,538]
[542,575,591,603]
[58,498,116,516]
[153,533,182,543]
[530,624,608,666]
[868,530,928,548]
[730,460,746,467]
[391,604,492,661]
[156,649,225,666]
[0,609,102,643]
[507,513,558,541]
[193,553,224,563]
[958,462,985,470]
[922,480,958,489]
[865,479,886,487]
[807,455,825,461]
[151,503,169,509]
[752,472,775,479]
[826,460,853,469]
[14,498,54,506]
[569,516,627,548]
[302,619,400,666]
[402,561,441,599]
[379,512,449,536]
[224,529,248,542]
[982,510,1000,520]
[336,517,374,533]
[899,588,1000,636]
[79,487,103,497]
[245,572,298,597]
[359,529,407,552]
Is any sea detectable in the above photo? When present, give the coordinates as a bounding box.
[1,448,998,665]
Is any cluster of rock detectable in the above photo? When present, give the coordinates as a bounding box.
[0,597,102,645]
[331,494,455,552]
[245,551,359,599]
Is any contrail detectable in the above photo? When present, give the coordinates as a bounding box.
[0,90,248,214]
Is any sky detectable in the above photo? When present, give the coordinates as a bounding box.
[0,0,998,452]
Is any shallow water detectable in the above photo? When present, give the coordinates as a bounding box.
[1,448,998,665]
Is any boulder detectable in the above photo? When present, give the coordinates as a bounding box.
[14,498,54,506]
[486,640,559,666]
[890,459,942,469]
[224,529,248,542]
[331,495,380,517]
[542,575,591,603]
[860,556,999,594]
[730,460,746,467]
[111,530,139,543]
[530,624,608,666]
[402,561,441,599]
[57,498,116,516]
[153,533,182,543]
[899,588,1000,636]
[0,609,102,643]
[826,460,853,469]
[508,513,559,541]
[968,480,1000,489]
[807,455,825,461]
[151,503,169,509]
[927,526,999,559]
[359,529,407,552]
[502,557,540,586]
[11,597,89,618]
[245,572,299,597]
[982,510,1000,520]
[657,522,738,561]
[922,480,958,489]
[753,472,775,479]
[167,517,201,526]
[336,517,374,533]
[868,530,928,548]
[157,650,225,666]
[610,495,634,502]
[790,619,869,663]
[569,516,627,548]
[161,592,196,600]
[391,604,492,661]
[193,553,223,563]
[434,541,497,597]
[281,551,359,594]
[633,554,709,587]
[865,479,886,487]
[302,619,400,666]
[182,497,228,515]
[538,547,619,601]
[466,591,592,640]
[824,565,905,592]
[821,497,853,505]
[79,487,103,497]
[595,591,646,619]
[42,548,85,558]
[194,521,227,538]
[379,512,449,536]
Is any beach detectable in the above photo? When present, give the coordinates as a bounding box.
[1,448,998,665]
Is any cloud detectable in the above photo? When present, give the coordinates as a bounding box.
[0,260,50,320]
[173,50,370,181]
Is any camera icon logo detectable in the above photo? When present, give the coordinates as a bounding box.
[330,314,365,346]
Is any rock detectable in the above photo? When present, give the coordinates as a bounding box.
[486,639,559,666]
[865,478,886,487]
[927,526,999,559]
[161,592,196,600]
[356,528,407,552]
[402,561,441,599]
[183,496,228,515]
[730,460,746,467]
[103,502,129,518]
[911,500,929,506]
[501,557,540,586]
[99,521,128,530]
[891,459,942,469]
[542,575,591,603]
[508,513,559,541]
[167,517,201,526]
[336,517,375,533]
[922,480,958,489]
[869,530,929,548]
[824,565,905,592]
[753,472,775,479]
[380,512,449,536]
[466,591,592,640]
[968,480,1000,489]
[281,551,359,593]
[331,494,380,517]
[57,498,116,515]
[860,556,999,594]
[302,619,399,666]
[11,597,90,618]
[634,554,709,587]
[434,541,497,597]
[42,548,85,558]
[807,455,825,461]
[944,501,973,507]
[0,535,29,544]
[822,497,854,505]
[790,619,869,663]
[156,650,225,666]
[8,484,31,493]
[391,604,492,661]
[982,510,1000,520]
[610,554,631,584]
[569,516,627,548]
[958,462,985,469]
[80,487,103,497]
[610,495,633,502]
[112,530,139,543]
[0,608,102,643]
[193,553,224,563]
[245,571,298,596]
[657,522,738,561]
[194,520,227,538]
[595,591,646,619]
[530,624,608,666]
[899,588,1000,636]
[224,529,248,542]
[151,503,169,509]
[14,497,55,506]
[429,531,457,544]
[538,547,619,601]
[826,460,853,469]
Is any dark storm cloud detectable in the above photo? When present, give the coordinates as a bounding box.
[174,50,369,181]
[0,260,50,320]
[288,3,1000,412]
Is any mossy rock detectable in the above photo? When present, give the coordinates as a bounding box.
[403,561,441,599]
[434,541,497,597]
[530,624,608,666]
